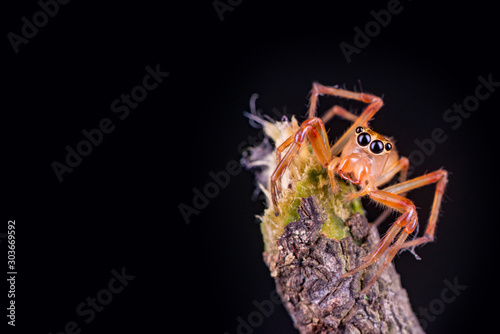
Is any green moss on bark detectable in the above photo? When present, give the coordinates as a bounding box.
[260,145,364,255]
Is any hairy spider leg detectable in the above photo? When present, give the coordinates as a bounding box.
[307,83,384,156]
[342,169,448,295]
[275,135,295,175]
[342,190,417,295]
[370,157,410,227]
[321,105,359,124]
[270,117,331,215]
[383,169,448,248]
[374,157,409,188]
[308,82,382,120]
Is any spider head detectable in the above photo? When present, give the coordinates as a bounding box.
[337,126,396,185]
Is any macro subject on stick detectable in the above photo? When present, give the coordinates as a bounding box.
[242,82,448,333]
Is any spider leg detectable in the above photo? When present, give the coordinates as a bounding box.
[330,97,382,157]
[306,83,384,156]
[372,157,410,227]
[321,105,359,124]
[382,169,448,248]
[270,117,331,215]
[342,189,418,294]
[275,135,295,172]
[374,157,409,188]
[325,156,345,193]
[308,82,382,119]
[320,105,360,194]
[360,226,413,295]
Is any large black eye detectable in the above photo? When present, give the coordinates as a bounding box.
[357,132,371,147]
[370,140,384,154]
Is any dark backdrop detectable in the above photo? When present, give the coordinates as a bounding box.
[3,1,497,333]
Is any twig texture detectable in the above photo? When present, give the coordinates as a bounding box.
[264,196,424,334]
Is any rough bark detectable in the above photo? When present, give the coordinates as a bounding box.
[263,196,424,334]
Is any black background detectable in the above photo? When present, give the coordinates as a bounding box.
[3,1,498,333]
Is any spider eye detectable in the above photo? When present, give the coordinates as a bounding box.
[370,140,384,154]
[355,126,364,134]
[357,132,371,147]
[385,142,393,151]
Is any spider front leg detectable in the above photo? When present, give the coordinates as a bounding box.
[307,82,384,156]
[270,117,331,215]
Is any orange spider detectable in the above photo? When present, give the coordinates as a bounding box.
[270,82,448,295]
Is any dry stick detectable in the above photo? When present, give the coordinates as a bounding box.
[264,196,423,333]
